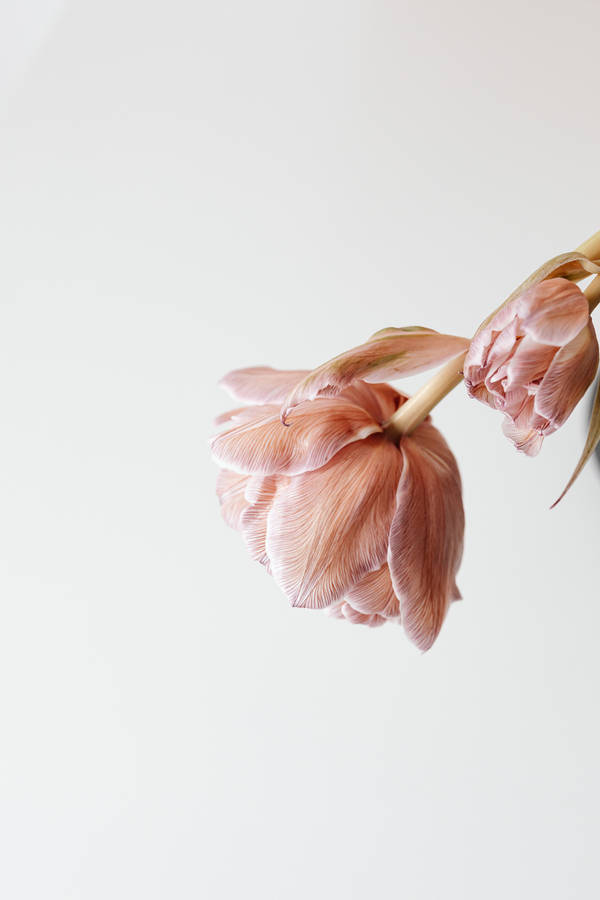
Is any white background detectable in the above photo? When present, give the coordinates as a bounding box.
[1,1,600,897]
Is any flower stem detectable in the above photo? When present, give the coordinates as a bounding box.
[574,229,600,312]
[384,353,466,441]
[577,229,600,262]
[384,228,600,438]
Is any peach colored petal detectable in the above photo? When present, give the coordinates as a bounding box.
[240,475,283,570]
[217,382,402,429]
[339,381,404,425]
[534,320,599,428]
[267,436,403,610]
[519,278,590,346]
[214,406,264,426]
[324,600,346,620]
[345,564,400,619]
[501,396,546,456]
[340,603,386,627]
[466,277,597,456]
[464,332,492,382]
[464,298,520,377]
[211,398,381,476]
[216,469,251,530]
[505,335,557,391]
[485,297,521,335]
[483,319,521,390]
[281,327,470,420]
[464,379,494,408]
[497,385,530,419]
[501,421,544,456]
[220,366,311,404]
[388,422,464,651]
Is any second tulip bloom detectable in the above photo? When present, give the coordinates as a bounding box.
[464,277,599,455]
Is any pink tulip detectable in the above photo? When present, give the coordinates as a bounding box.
[280,326,470,420]
[464,277,599,455]
[212,367,464,651]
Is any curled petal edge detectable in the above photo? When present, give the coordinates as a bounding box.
[281,327,470,422]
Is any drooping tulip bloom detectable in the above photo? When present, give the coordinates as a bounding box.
[464,277,599,455]
[212,357,465,651]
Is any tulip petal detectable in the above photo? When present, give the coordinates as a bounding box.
[214,406,264,426]
[464,379,495,408]
[346,564,400,619]
[496,385,530,418]
[267,436,403,610]
[477,252,600,332]
[211,398,381,475]
[534,320,599,428]
[281,327,469,420]
[216,381,402,429]
[216,469,251,530]
[388,423,464,651]
[338,381,404,424]
[340,603,386,627]
[501,417,544,456]
[220,367,311,404]
[519,279,590,346]
[324,600,346,620]
[501,395,547,455]
[483,319,521,401]
[466,254,599,382]
[505,335,557,391]
[240,475,282,569]
[465,302,521,398]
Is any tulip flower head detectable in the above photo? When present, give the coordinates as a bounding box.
[464,278,599,455]
[212,326,468,651]
[212,232,600,650]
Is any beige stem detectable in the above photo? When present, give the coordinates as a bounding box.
[384,353,466,441]
[576,229,600,261]
[384,228,600,439]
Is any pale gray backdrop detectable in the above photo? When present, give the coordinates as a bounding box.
[1,1,599,898]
